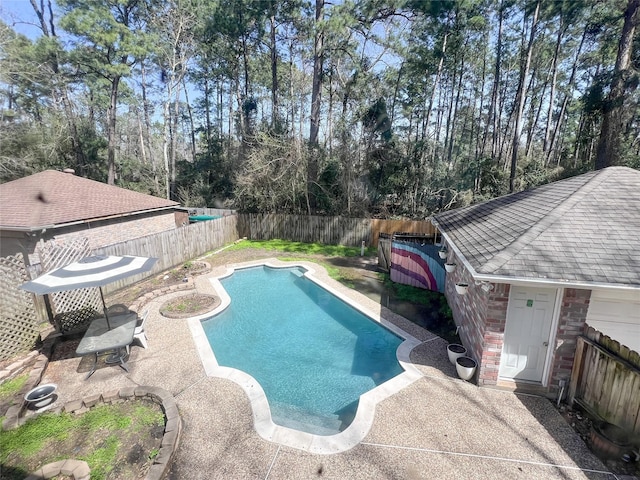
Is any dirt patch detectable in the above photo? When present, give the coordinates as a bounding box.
[159,294,220,318]
[556,404,640,477]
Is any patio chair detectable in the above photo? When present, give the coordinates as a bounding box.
[133,309,149,348]
[126,309,149,353]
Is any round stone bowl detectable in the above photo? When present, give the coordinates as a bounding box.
[24,383,58,409]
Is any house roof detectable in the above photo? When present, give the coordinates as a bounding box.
[432,166,640,288]
[0,170,179,231]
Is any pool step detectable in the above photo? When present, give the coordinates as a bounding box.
[271,402,344,436]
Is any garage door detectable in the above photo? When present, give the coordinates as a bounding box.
[586,290,640,353]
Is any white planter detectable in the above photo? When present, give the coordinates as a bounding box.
[438,249,448,259]
[455,283,469,295]
[456,356,477,381]
[447,344,466,365]
[444,263,456,273]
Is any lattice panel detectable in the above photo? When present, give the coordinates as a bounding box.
[0,253,40,361]
[37,237,101,333]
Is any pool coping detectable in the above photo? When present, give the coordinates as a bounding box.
[187,258,424,454]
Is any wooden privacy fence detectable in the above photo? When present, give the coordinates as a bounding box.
[568,326,640,437]
[370,219,436,247]
[237,214,436,248]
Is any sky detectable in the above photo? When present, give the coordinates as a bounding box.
[0,0,45,39]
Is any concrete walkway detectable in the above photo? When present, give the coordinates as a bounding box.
[38,260,616,480]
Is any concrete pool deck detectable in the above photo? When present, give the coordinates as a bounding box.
[37,258,617,479]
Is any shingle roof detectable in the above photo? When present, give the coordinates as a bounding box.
[0,170,179,230]
[432,166,640,287]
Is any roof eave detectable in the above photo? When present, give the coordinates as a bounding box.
[0,205,179,232]
[431,218,640,292]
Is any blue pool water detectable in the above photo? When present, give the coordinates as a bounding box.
[201,266,403,435]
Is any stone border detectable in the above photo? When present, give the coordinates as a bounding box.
[128,260,211,313]
[4,386,181,480]
[129,277,196,314]
[25,459,90,480]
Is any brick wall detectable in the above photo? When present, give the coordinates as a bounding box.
[443,249,508,385]
[549,288,591,387]
[479,283,509,385]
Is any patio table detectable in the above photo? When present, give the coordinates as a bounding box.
[75,313,138,379]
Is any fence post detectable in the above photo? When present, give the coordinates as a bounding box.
[567,336,586,405]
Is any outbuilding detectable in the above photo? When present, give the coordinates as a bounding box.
[432,166,640,394]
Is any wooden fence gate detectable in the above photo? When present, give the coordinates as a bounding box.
[568,327,640,437]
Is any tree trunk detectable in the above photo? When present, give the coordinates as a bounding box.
[308,0,324,214]
[595,0,640,170]
[447,46,466,168]
[140,63,159,195]
[182,77,196,162]
[483,2,503,160]
[171,81,183,200]
[547,26,587,166]
[525,71,547,159]
[107,75,121,185]
[509,0,540,193]
[270,10,279,128]
[424,30,448,148]
[543,20,563,156]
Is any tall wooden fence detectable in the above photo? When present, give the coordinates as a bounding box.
[370,218,436,247]
[568,326,640,437]
[237,214,435,248]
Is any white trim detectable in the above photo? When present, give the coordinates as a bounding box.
[541,288,563,387]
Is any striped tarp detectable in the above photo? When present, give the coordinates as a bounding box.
[390,240,445,293]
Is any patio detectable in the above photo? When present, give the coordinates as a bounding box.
[34,260,613,479]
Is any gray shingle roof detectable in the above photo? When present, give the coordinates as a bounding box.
[0,170,179,230]
[432,167,640,287]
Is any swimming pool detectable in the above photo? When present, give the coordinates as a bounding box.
[188,259,422,453]
[202,265,403,435]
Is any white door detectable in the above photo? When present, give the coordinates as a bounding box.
[499,286,557,382]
